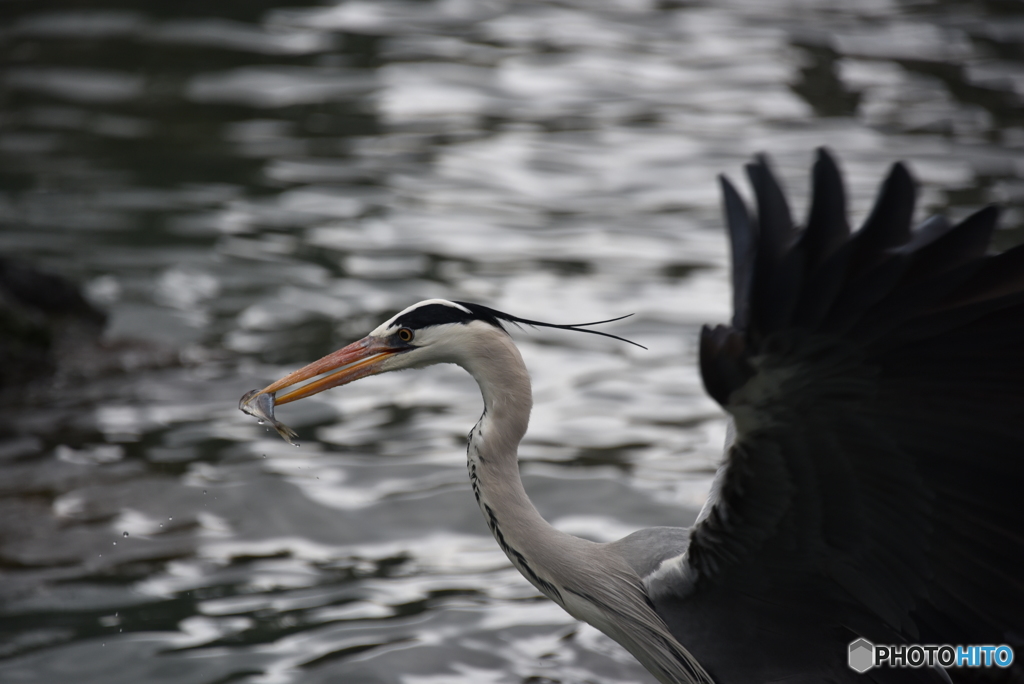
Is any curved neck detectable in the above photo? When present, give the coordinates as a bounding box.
[458,328,586,605]
[455,327,712,684]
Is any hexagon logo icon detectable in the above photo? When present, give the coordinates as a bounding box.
[848,638,875,673]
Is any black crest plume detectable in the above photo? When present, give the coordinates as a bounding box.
[453,301,646,349]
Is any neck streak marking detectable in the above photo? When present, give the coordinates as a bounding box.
[467,417,562,604]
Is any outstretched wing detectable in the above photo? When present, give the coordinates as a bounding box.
[654,150,1024,682]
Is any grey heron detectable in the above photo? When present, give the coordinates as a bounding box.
[241,150,1024,683]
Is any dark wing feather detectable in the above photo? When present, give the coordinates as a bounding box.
[746,156,804,335]
[657,149,1024,683]
[847,161,916,276]
[802,148,850,270]
[719,175,756,330]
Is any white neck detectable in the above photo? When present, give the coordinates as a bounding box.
[456,325,587,606]
[451,323,714,684]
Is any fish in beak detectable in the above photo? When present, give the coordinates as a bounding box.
[239,335,402,444]
[238,389,299,445]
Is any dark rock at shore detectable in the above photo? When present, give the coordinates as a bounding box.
[0,257,114,391]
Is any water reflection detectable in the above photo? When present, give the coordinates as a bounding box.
[1,0,1022,682]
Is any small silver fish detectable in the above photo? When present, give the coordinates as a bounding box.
[239,389,300,445]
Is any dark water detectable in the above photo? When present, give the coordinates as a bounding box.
[1,1,1022,682]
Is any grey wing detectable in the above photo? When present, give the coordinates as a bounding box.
[649,151,1024,683]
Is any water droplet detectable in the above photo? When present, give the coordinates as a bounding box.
[257,420,264,425]
[159,524,163,528]
[112,541,117,546]
[122,531,129,538]
[119,628,123,633]
[316,476,320,480]
[203,489,207,495]
[168,517,173,521]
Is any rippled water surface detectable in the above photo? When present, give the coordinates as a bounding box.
[1,1,1022,682]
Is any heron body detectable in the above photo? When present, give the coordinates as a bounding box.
[243,150,1024,683]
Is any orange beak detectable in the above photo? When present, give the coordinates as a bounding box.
[255,336,401,405]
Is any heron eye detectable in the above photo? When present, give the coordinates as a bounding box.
[397,328,414,343]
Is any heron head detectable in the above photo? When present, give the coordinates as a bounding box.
[248,298,640,407]
[249,299,490,406]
